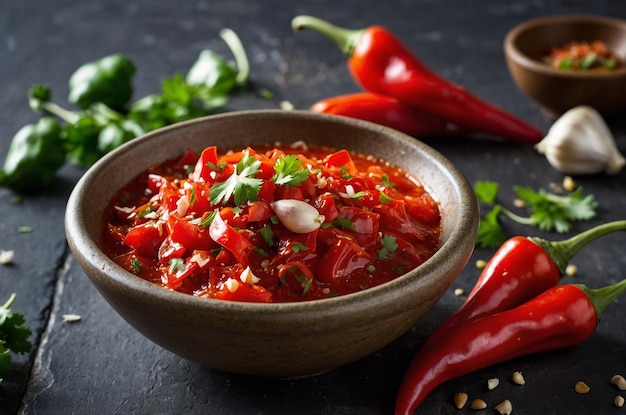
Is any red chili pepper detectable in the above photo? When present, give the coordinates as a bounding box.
[311,92,464,138]
[292,15,544,144]
[395,278,626,415]
[425,220,626,346]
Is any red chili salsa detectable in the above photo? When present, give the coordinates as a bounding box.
[543,40,623,72]
[102,143,441,303]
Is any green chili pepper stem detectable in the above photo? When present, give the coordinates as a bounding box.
[291,15,364,57]
[499,206,535,226]
[531,220,626,274]
[576,277,626,319]
[219,28,249,85]
[35,100,79,124]
[1,293,16,310]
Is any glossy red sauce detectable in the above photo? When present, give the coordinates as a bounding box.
[102,143,441,303]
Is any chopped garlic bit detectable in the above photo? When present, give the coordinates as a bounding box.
[225,278,240,293]
[475,259,487,270]
[240,266,261,284]
[615,395,625,408]
[62,314,82,323]
[114,205,135,214]
[0,250,15,265]
[289,140,308,151]
[338,184,356,199]
[454,288,465,297]
[536,106,626,175]
[176,195,190,217]
[190,253,211,268]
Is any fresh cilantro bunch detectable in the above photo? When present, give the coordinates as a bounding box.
[0,294,32,389]
[474,180,598,248]
[4,29,251,193]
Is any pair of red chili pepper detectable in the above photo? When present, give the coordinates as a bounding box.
[394,219,626,415]
[292,15,543,144]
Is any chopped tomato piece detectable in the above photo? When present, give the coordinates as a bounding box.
[209,211,254,266]
[316,236,371,283]
[123,222,167,257]
[191,145,219,182]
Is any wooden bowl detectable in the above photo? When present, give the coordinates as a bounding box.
[65,110,478,377]
[504,14,626,117]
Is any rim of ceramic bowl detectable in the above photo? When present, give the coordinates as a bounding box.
[504,13,626,80]
[65,109,478,318]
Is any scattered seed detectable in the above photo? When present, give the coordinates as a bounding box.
[62,314,82,323]
[487,377,500,390]
[575,381,590,394]
[513,198,526,208]
[454,288,465,297]
[611,375,626,391]
[469,398,487,410]
[511,371,525,385]
[562,176,576,192]
[280,100,295,110]
[475,259,487,270]
[615,395,625,408]
[495,399,513,415]
[453,392,468,409]
[565,264,578,277]
[0,250,14,265]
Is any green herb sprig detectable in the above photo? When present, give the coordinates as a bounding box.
[474,180,598,248]
[0,294,32,389]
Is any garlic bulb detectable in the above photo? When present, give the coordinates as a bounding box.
[271,199,325,233]
[535,106,625,175]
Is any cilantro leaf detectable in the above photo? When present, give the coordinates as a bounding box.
[476,205,507,249]
[378,234,398,260]
[210,150,262,206]
[514,186,597,233]
[0,294,32,387]
[474,180,500,204]
[272,154,309,186]
[473,180,598,248]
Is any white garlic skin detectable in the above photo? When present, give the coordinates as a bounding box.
[535,106,625,175]
[271,199,325,233]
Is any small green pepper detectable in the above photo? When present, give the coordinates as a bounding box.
[68,54,135,112]
[0,117,65,192]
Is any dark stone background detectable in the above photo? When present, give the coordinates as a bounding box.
[1,1,625,414]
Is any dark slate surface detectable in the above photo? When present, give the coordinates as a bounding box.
[1,1,626,414]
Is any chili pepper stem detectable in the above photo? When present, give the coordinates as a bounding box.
[291,15,364,56]
[532,220,626,273]
[499,206,535,225]
[578,277,626,319]
[32,100,80,124]
[219,28,250,85]
[1,293,16,310]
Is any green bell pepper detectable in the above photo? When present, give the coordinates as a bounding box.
[68,53,135,112]
[0,117,65,192]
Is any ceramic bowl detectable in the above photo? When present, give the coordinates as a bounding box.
[504,14,626,117]
[65,110,478,378]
